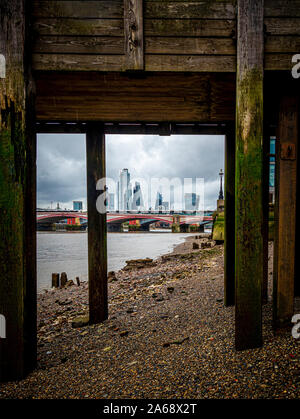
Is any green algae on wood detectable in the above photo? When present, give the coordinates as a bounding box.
[212,211,224,242]
[0,0,36,381]
[235,0,264,351]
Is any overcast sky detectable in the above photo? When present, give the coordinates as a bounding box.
[37,134,224,211]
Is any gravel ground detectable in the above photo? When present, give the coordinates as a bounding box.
[0,237,299,399]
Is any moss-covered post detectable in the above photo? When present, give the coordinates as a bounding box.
[0,1,37,381]
[224,124,235,306]
[172,215,180,233]
[86,124,108,324]
[235,0,264,350]
[273,96,298,328]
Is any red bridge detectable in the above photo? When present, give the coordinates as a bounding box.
[36,211,212,227]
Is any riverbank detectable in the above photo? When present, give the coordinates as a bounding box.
[1,238,300,399]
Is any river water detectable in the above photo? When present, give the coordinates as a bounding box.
[37,231,194,291]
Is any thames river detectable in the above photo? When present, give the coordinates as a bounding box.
[37,231,194,291]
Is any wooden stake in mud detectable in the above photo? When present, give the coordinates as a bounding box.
[235,0,264,350]
[52,273,60,288]
[86,124,108,324]
[0,0,37,381]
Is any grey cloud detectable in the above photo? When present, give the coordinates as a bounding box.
[37,134,86,209]
[37,133,224,210]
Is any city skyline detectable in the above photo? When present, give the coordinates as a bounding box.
[38,167,215,212]
[41,174,205,213]
[37,134,224,211]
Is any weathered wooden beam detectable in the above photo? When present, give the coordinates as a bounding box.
[86,124,108,324]
[34,18,124,36]
[35,72,236,122]
[33,54,126,72]
[235,0,264,350]
[33,52,299,72]
[145,37,235,55]
[273,95,298,328]
[34,36,124,55]
[0,0,37,381]
[144,1,236,19]
[36,121,226,135]
[295,135,300,297]
[145,18,235,37]
[33,16,235,39]
[224,125,235,306]
[33,1,123,18]
[145,55,235,72]
[124,0,144,70]
[265,54,300,71]
[265,36,300,53]
[262,129,270,304]
[265,18,300,35]
[23,88,37,377]
[265,0,300,17]
[33,53,237,72]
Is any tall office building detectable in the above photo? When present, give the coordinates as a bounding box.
[155,191,163,210]
[269,137,275,203]
[117,181,119,211]
[162,201,169,211]
[118,169,131,211]
[170,185,175,211]
[73,201,83,211]
[108,193,115,211]
[132,181,143,209]
[184,193,200,211]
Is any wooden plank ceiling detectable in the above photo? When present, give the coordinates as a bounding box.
[33,1,300,122]
[32,0,300,72]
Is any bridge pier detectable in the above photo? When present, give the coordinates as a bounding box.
[172,215,180,233]
[180,224,191,233]
[140,223,150,231]
[171,223,180,233]
[108,223,124,232]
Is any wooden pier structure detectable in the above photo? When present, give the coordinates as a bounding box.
[1,0,300,380]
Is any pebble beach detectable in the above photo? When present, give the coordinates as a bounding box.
[0,237,299,399]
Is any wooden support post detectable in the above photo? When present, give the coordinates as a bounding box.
[0,1,37,381]
[273,96,298,328]
[86,124,108,324]
[235,0,264,350]
[224,125,235,306]
[124,0,144,70]
[262,129,270,303]
[295,135,300,297]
